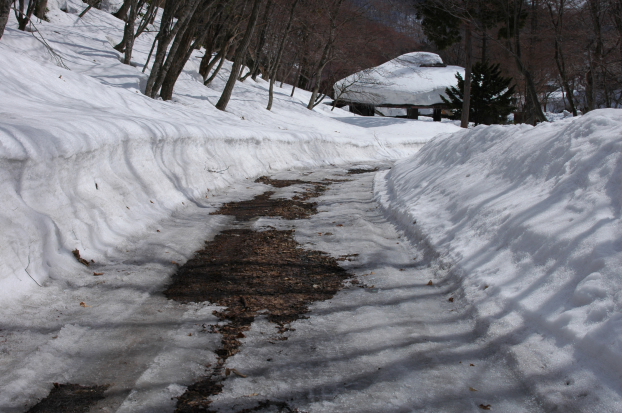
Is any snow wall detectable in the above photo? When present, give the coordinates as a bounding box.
[376,109,622,404]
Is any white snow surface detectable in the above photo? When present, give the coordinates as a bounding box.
[334,52,465,106]
[0,1,459,302]
[377,109,622,411]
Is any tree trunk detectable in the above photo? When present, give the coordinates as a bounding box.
[307,0,344,109]
[34,0,48,20]
[145,0,198,98]
[267,0,298,110]
[251,0,273,81]
[199,30,219,79]
[160,26,209,101]
[290,63,301,96]
[460,24,473,128]
[151,0,203,97]
[588,0,608,110]
[554,41,577,115]
[216,0,263,111]
[204,46,228,85]
[203,48,226,83]
[16,0,37,31]
[113,0,131,21]
[481,28,487,62]
[122,0,138,65]
[0,0,11,40]
[511,1,546,124]
[547,0,577,116]
[202,30,239,81]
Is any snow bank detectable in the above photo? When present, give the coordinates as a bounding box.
[0,1,459,302]
[376,109,622,409]
[334,52,464,106]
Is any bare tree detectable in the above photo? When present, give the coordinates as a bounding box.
[0,0,11,39]
[113,0,131,21]
[34,0,46,20]
[305,0,346,109]
[544,0,578,115]
[215,0,263,111]
[14,0,38,31]
[144,0,202,98]
[267,0,299,110]
[115,0,159,55]
[159,1,215,100]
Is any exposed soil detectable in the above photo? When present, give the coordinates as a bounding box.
[167,176,352,412]
[254,176,308,188]
[211,191,318,221]
[26,383,109,413]
[167,228,350,412]
[347,167,379,175]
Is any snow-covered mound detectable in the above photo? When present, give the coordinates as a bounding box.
[334,52,464,106]
[376,109,622,409]
[0,1,460,302]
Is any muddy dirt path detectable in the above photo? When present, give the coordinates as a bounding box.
[13,163,539,413]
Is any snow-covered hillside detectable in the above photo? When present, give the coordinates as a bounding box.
[0,0,458,302]
[377,109,622,410]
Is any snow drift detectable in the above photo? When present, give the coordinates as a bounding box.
[376,109,622,409]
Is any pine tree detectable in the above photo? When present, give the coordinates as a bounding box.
[441,61,516,125]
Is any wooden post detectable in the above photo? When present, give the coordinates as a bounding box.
[407,108,419,119]
[433,108,442,122]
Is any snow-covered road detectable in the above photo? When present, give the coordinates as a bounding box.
[1,163,541,413]
[208,166,541,413]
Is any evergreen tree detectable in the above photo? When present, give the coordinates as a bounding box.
[441,61,516,125]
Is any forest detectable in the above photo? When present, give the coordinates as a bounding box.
[1,0,621,124]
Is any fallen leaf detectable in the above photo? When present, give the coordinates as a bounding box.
[336,224,343,227]
[79,302,90,307]
[93,272,104,276]
[470,363,475,366]
[188,333,192,336]
[479,404,491,410]
[230,368,247,378]
[469,387,478,391]
[72,249,90,267]
[150,200,154,204]
[427,280,434,286]
[448,297,454,302]
[157,230,161,232]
